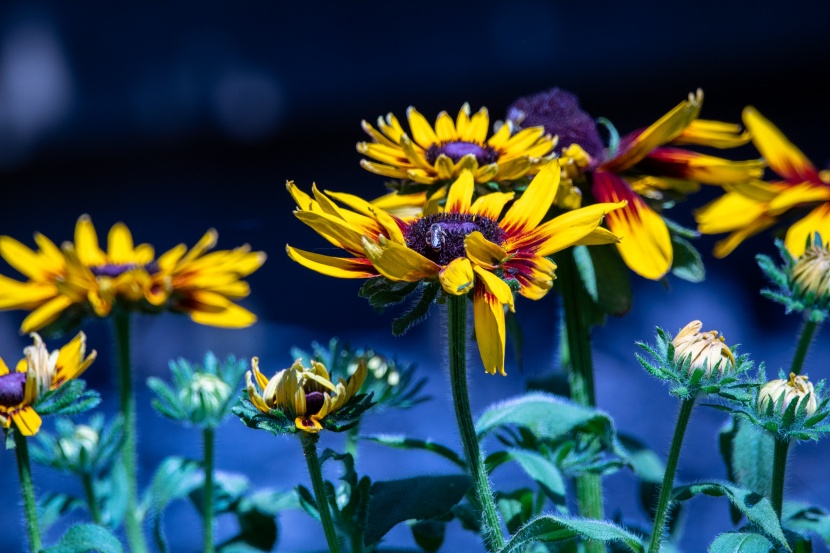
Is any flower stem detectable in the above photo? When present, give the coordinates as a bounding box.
[771,437,789,519]
[82,472,102,524]
[14,430,42,553]
[300,433,341,553]
[648,397,696,553]
[203,427,215,553]
[345,423,360,462]
[113,310,149,553]
[447,295,506,553]
[790,319,819,376]
[558,251,605,553]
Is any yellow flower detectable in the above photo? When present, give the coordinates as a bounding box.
[358,103,556,185]
[286,162,625,375]
[0,332,96,436]
[696,107,830,257]
[0,216,265,332]
[758,373,818,416]
[246,357,367,433]
[671,320,735,377]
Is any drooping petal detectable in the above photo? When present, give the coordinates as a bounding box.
[286,246,377,278]
[438,257,474,295]
[504,254,557,300]
[361,236,440,282]
[573,228,621,246]
[499,163,560,236]
[695,192,771,234]
[743,106,820,184]
[20,295,75,334]
[712,216,776,258]
[767,183,830,215]
[294,211,367,255]
[592,171,672,280]
[185,292,257,328]
[473,266,514,312]
[473,284,506,376]
[465,232,506,269]
[785,203,830,257]
[639,147,765,184]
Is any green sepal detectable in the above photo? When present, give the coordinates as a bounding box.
[499,514,644,553]
[670,234,705,283]
[42,524,124,553]
[671,481,789,550]
[320,392,375,433]
[33,379,100,418]
[363,474,471,546]
[708,532,774,552]
[358,278,420,313]
[232,392,298,436]
[391,281,440,336]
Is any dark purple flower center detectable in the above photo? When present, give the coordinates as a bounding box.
[0,372,26,407]
[506,88,606,162]
[405,213,505,266]
[305,391,326,416]
[425,141,499,166]
[89,261,159,277]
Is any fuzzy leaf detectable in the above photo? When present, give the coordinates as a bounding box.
[146,457,204,553]
[38,492,86,531]
[500,514,644,552]
[364,474,471,546]
[43,524,123,553]
[672,481,788,549]
[708,532,774,552]
[671,235,705,283]
[495,449,566,511]
[410,519,445,553]
[784,501,830,546]
[361,434,465,468]
[588,244,633,316]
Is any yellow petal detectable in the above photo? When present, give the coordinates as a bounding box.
[359,159,410,180]
[294,211,365,255]
[743,106,820,184]
[438,257,474,295]
[188,299,257,328]
[0,357,9,375]
[470,192,515,220]
[361,236,440,282]
[574,228,621,246]
[0,237,54,280]
[500,163,560,235]
[445,171,475,213]
[504,254,557,300]
[286,246,377,278]
[20,295,75,334]
[473,285,506,376]
[767,183,830,215]
[466,107,490,144]
[486,119,512,148]
[434,111,457,142]
[13,406,42,436]
[473,266,514,312]
[406,107,438,149]
[785,203,830,257]
[455,103,472,140]
[712,216,776,258]
[695,192,770,234]
[74,215,107,266]
[107,223,135,264]
[465,232,506,270]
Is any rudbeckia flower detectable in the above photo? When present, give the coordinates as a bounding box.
[696,107,830,257]
[0,216,264,332]
[286,163,624,375]
[0,332,96,436]
[245,357,367,433]
[507,88,762,280]
[358,103,556,186]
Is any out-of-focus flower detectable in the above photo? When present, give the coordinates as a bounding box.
[0,216,265,333]
[758,373,818,416]
[149,353,247,428]
[0,332,96,436]
[30,414,124,476]
[286,164,624,375]
[357,103,556,186]
[792,240,830,304]
[508,88,761,280]
[244,358,368,433]
[671,320,735,377]
[697,107,830,257]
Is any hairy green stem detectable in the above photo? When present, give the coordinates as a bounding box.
[14,431,42,553]
[558,251,605,553]
[648,398,696,553]
[301,433,341,553]
[790,319,819,376]
[447,295,506,552]
[345,423,360,462]
[771,437,789,519]
[203,427,216,553]
[82,472,102,524]
[113,310,149,553]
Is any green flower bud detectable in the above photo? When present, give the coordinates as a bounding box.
[179,373,232,424]
[758,372,818,416]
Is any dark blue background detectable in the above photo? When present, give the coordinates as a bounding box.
[2,2,829,551]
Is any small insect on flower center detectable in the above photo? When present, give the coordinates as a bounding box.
[89,261,160,278]
[0,372,27,407]
[425,141,499,166]
[406,213,505,266]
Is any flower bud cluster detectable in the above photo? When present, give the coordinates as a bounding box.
[30,414,124,476]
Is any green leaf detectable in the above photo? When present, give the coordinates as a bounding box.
[784,501,830,546]
[38,492,85,531]
[708,532,774,552]
[672,481,788,550]
[361,434,466,468]
[731,419,774,500]
[43,524,124,553]
[573,245,599,302]
[588,244,633,316]
[476,393,615,444]
[497,488,536,535]
[146,457,204,553]
[671,235,705,283]
[500,514,644,553]
[410,519,445,553]
[495,449,566,511]
[364,474,471,546]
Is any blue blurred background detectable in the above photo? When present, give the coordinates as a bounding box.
[2,2,830,551]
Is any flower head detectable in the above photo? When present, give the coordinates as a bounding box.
[358,103,556,186]
[0,216,264,333]
[696,107,830,257]
[671,320,736,378]
[0,332,96,436]
[507,88,759,280]
[286,163,624,375]
[758,373,818,416]
[243,357,368,434]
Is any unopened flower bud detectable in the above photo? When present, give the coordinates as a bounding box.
[758,373,818,416]
[180,373,231,424]
[791,244,830,304]
[672,320,735,377]
[58,424,100,466]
